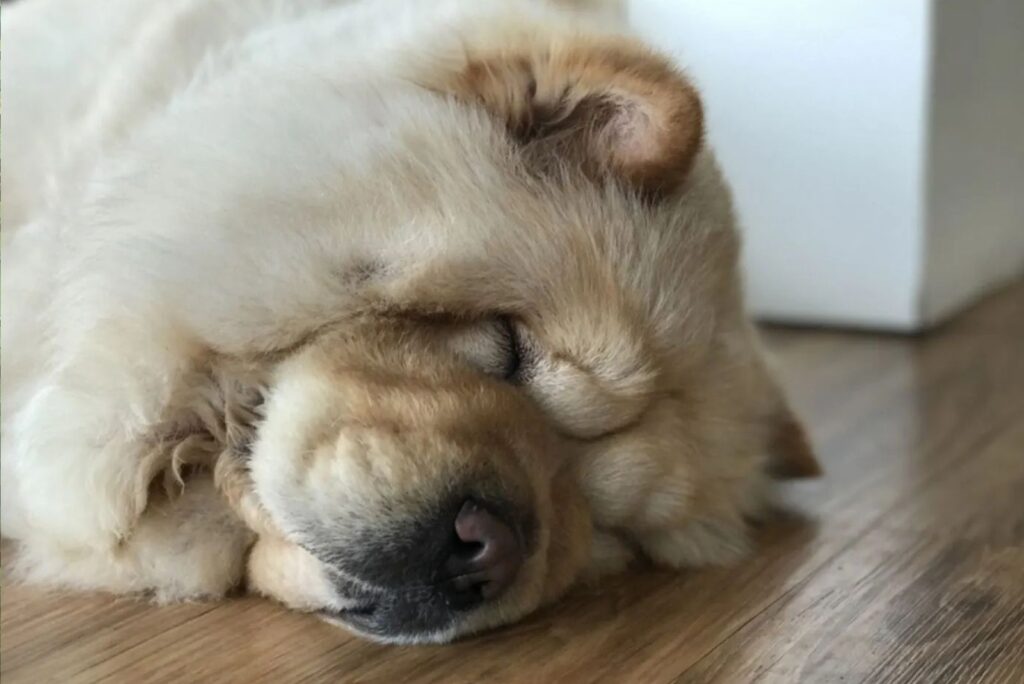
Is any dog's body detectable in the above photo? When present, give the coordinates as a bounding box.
[1,0,818,643]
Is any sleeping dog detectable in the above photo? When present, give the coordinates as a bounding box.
[0,0,819,643]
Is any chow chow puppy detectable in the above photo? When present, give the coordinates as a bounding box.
[0,0,819,644]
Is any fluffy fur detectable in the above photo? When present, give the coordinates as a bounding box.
[0,0,819,643]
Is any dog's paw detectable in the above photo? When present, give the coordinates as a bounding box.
[9,384,162,550]
[7,475,253,600]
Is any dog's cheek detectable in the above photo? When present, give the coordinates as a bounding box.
[246,536,337,612]
[538,465,592,603]
[578,401,696,531]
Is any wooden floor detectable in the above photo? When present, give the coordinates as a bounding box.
[3,281,1023,683]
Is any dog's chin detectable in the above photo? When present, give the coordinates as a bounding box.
[317,603,462,645]
[312,577,537,644]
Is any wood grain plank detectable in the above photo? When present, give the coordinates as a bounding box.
[677,419,1024,683]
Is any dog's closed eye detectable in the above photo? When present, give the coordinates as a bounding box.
[446,317,524,381]
[498,316,524,381]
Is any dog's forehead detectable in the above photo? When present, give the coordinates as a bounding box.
[379,128,737,354]
[111,75,733,364]
[363,141,741,438]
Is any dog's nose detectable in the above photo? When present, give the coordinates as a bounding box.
[442,500,523,607]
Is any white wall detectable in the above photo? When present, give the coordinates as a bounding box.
[629,0,1024,330]
[922,0,1024,324]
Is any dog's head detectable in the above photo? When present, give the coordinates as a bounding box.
[159,5,818,644]
[242,319,591,642]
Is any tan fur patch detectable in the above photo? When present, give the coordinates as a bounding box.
[439,35,703,196]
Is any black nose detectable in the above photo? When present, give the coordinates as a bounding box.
[441,500,523,608]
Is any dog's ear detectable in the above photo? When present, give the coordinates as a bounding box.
[437,36,704,196]
[767,404,822,479]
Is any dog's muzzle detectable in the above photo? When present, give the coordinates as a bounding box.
[314,497,528,641]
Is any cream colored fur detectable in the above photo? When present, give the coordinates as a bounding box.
[0,0,816,643]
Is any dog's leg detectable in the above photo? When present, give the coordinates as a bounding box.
[8,475,254,601]
[5,316,202,553]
